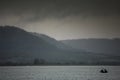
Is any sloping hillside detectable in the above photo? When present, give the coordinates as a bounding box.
[0,26,120,65]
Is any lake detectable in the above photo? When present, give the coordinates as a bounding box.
[0,66,120,80]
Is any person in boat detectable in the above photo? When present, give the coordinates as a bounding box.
[100,68,108,73]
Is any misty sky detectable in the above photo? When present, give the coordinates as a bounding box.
[0,0,120,40]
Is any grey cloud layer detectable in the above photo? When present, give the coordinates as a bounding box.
[0,0,120,39]
[0,0,120,18]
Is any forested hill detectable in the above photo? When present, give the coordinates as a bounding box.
[0,26,120,66]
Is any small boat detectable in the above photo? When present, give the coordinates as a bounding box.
[100,68,108,73]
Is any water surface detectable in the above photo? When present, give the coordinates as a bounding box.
[0,66,120,80]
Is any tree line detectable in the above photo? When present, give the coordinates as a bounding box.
[0,58,120,66]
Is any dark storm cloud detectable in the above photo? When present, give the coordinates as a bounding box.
[0,0,120,21]
[0,0,120,40]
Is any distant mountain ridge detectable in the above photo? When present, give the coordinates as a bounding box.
[0,26,120,65]
[61,38,120,56]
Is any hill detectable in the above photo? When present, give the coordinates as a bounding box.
[0,26,120,65]
[61,39,120,56]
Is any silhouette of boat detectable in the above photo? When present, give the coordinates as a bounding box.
[100,68,108,73]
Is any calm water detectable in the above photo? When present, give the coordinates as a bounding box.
[0,66,120,80]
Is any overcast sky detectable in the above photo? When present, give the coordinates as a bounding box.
[0,0,120,40]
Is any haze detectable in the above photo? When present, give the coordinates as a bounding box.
[0,0,120,40]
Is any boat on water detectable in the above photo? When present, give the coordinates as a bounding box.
[100,68,108,73]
